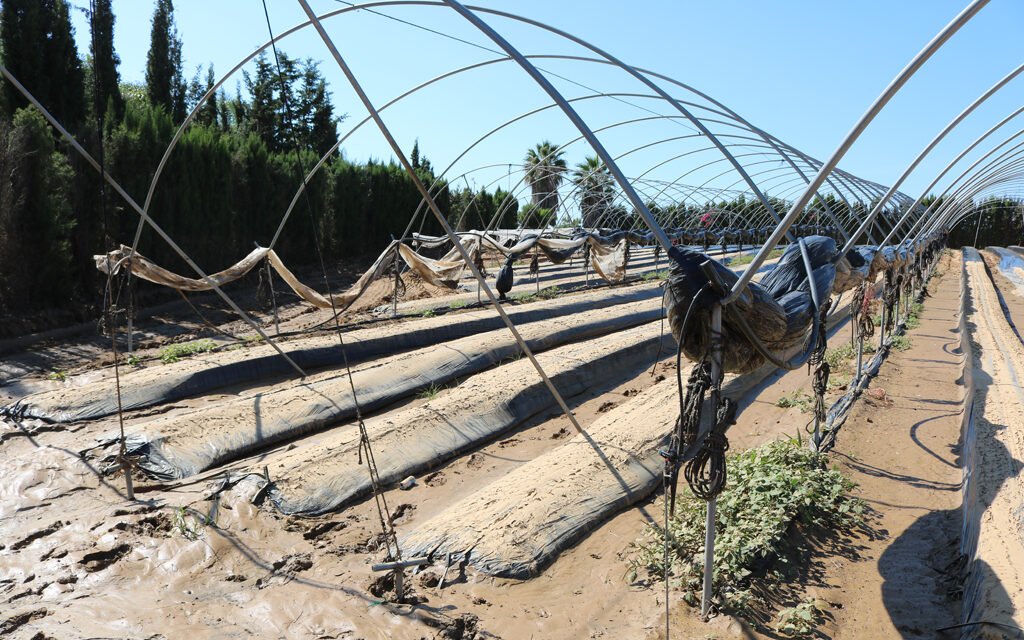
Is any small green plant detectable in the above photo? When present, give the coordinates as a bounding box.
[126,354,142,368]
[824,343,856,370]
[776,597,828,638]
[904,302,925,330]
[418,383,443,400]
[172,506,207,540]
[47,370,67,382]
[827,373,849,392]
[159,339,216,364]
[642,269,669,281]
[776,390,813,413]
[890,335,911,351]
[449,300,468,310]
[420,308,437,318]
[512,286,561,304]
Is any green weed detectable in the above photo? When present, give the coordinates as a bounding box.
[159,339,216,364]
[776,597,829,638]
[776,390,813,413]
[47,370,67,382]
[418,383,444,400]
[890,335,911,351]
[642,269,669,281]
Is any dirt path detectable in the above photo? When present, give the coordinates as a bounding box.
[652,250,968,638]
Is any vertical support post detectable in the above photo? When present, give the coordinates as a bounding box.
[393,568,404,602]
[126,266,134,354]
[392,264,401,319]
[878,278,888,352]
[122,461,134,500]
[701,302,723,620]
[266,258,280,335]
[855,326,865,386]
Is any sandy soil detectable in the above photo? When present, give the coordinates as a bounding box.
[4,248,1013,640]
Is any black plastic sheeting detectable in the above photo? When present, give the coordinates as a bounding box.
[5,287,661,424]
[117,302,664,480]
[663,236,837,374]
[267,325,671,515]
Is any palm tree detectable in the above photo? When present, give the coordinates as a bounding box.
[523,141,566,225]
[572,155,614,228]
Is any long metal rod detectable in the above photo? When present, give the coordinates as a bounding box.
[0,64,307,379]
[725,0,988,304]
[842,63,1024,256]
[889,107,1024,245]
[701,302,723,620]
[441,0,676,252]
[296,0,589,438]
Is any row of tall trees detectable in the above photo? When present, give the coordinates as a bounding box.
[0,0,508,321]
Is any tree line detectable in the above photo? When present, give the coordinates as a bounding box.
[0,0,516,321]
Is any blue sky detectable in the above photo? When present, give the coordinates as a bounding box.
[69,0,1023,204]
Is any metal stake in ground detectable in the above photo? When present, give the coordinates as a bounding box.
[701,302,723,620]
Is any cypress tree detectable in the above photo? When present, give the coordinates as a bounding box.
[88,0,123,122]
[146,0,185,120]
[0,0,85,131]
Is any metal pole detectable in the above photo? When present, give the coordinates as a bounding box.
[266,258,280,335]
[701,302,723,620]
[841,62,1024,256]
[296,0,589,437]
[725,0,988,305]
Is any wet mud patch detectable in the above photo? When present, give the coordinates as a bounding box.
[0,608,48,635]
[79,543,131,572]
[9,520,64,551]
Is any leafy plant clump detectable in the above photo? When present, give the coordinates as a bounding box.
[511,286,562,304]
[629,438,865,618]
[889,335,911,351]
[776,597,829,638]
[159,339,216,364]
[776,390,813,413]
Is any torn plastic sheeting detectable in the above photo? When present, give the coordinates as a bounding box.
[663,237,838,375]
[5,285,662,424]
[115,300,664,480]
[989,247,1024,297]
[266,322,671,515]
[399,337,816,580]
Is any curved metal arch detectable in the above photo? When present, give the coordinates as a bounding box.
[928,153,1024,234]
[908,129,1024,243]
[946,192,1024,233]
[444,0,798,246]
[846,62,1024,255]
[886,105,1024,245]
[913,150,1024,243]
[131,0,449,253]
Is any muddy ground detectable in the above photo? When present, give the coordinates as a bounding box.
[1,248,1020,639]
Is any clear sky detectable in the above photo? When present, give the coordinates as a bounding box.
[69,0,1024,204]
